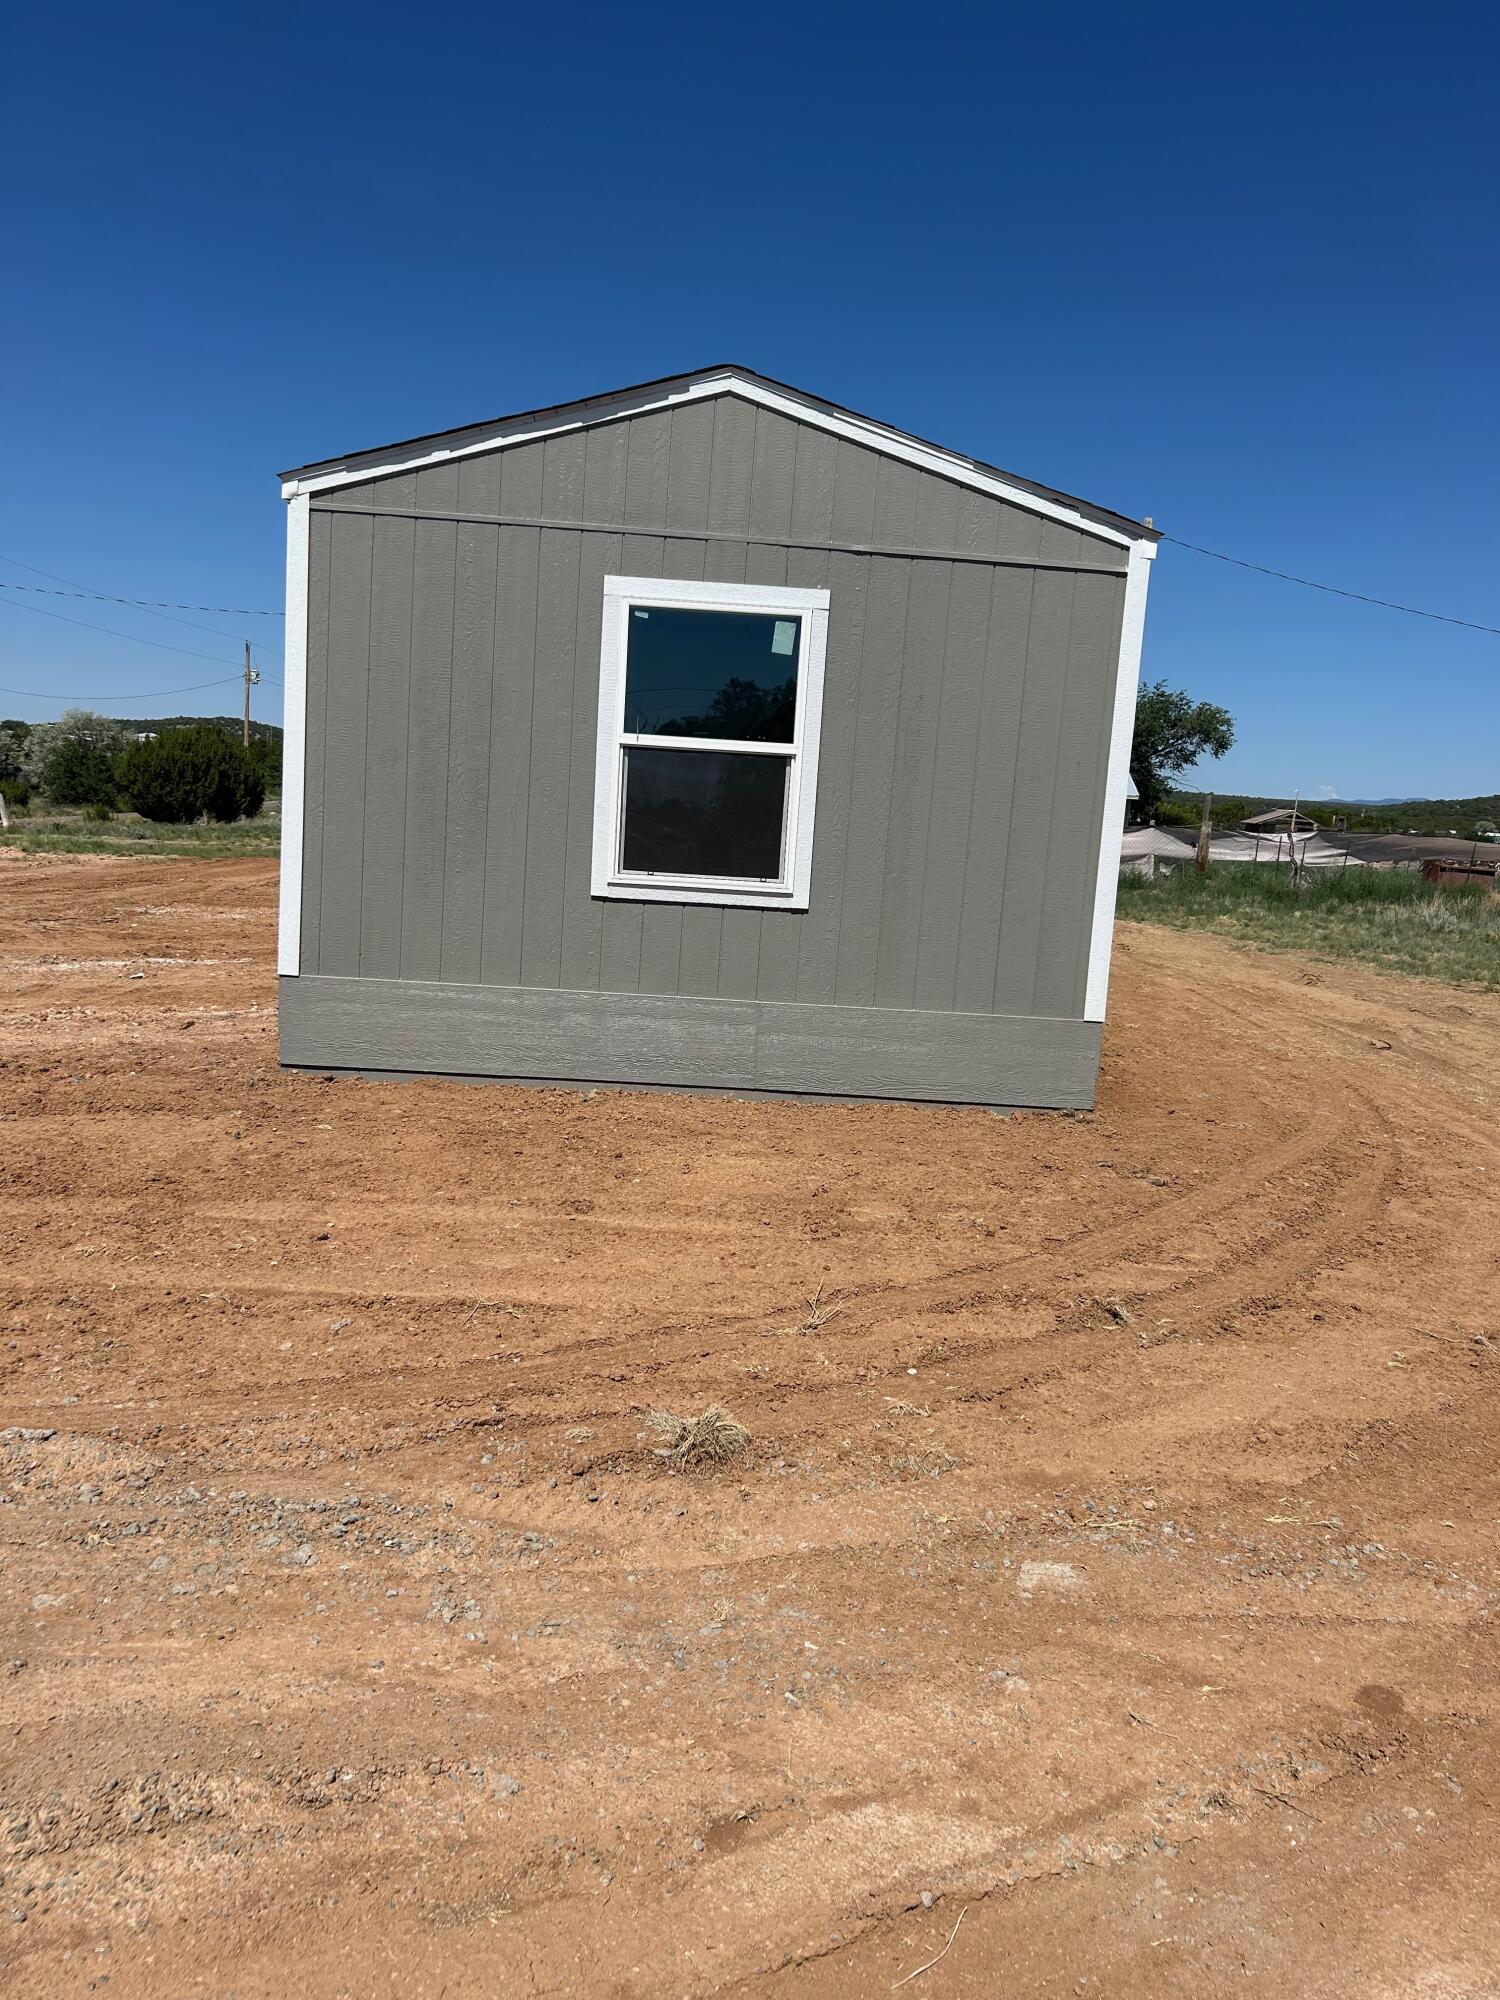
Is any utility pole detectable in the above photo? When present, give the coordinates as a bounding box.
[242,641,261,747]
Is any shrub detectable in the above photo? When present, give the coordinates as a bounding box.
[0,775,32,809]
[118,725,266,824]
[37,734,120,808]
[82,800,113,823]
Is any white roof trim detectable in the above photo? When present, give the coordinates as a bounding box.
[281,368,1152,549]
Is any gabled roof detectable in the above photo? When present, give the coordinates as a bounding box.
[1241,807,1320,829]
[279,364,1159,550]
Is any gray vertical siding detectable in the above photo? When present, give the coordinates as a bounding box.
[359,504,415,979]
[398,511,456,982]
[299,393,1127,1025]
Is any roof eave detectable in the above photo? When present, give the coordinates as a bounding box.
[279,364,1160,547]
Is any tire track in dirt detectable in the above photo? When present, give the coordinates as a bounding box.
[4,857,1499,1999]
[4,1101,1380,1431]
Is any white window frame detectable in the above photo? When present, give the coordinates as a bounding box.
[590,574,831,909]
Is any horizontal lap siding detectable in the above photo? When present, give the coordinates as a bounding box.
[301,395,1128,1023]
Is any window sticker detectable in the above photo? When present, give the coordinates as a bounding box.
[771,620,796,656]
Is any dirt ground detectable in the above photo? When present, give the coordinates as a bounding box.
[2,854,1497,1999]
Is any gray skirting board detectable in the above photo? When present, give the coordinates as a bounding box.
[279,975,1102,1110]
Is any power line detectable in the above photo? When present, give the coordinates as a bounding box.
[0,557,283,655]
[5,522,1498,686]
[0,676,243,701]
[1159,535,1500,636]
[0,561,282,617]
[0,593,251,666]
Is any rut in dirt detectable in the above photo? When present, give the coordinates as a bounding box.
[2,855,1498,2000]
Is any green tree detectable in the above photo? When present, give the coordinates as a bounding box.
[22,709,126,802]
[0,724,29,783]
[1130,680,1236,821]
[0,725,33,807]
[37,737,120,807]
[118,724,266,823]
[246,730,283,790]
[1167,790,1253,829]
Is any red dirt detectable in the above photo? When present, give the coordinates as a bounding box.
[2,852,1497,1999]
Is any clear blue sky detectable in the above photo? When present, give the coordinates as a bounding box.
[4,1,1496,799]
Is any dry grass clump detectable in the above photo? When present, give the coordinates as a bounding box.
[648,1405,751,1470]
[764,1284,846,1338]
[798,1284,845,1333]
[883,1447,961,1480]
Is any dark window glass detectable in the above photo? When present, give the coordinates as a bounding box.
[624,605,800,741]
[621,747,789,881]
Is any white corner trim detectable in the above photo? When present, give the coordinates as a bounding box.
[276,493,310,976]
[282,369,1145,551]
[590,574,831,909]
[1083,541,1156,1022]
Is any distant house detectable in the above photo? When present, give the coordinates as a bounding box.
[1242,806,1319,836]
[275,367,1160,1109]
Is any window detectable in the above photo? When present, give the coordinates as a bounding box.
[591,575,830,908]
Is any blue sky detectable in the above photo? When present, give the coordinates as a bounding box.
[3,1,1496,798]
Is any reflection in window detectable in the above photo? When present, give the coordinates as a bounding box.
[624,607,800,741]
[621,747,789,881]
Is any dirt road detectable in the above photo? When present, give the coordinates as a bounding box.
[2,853,1497,1998]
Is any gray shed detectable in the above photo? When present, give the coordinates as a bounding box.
[276,367,1158,1108]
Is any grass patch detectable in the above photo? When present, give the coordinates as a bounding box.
[0,803,280,859]
[1117,862,1500,988]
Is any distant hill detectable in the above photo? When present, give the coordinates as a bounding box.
[118,715,283,742]
[1163,789,1499,836]
[0,713,285,744]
